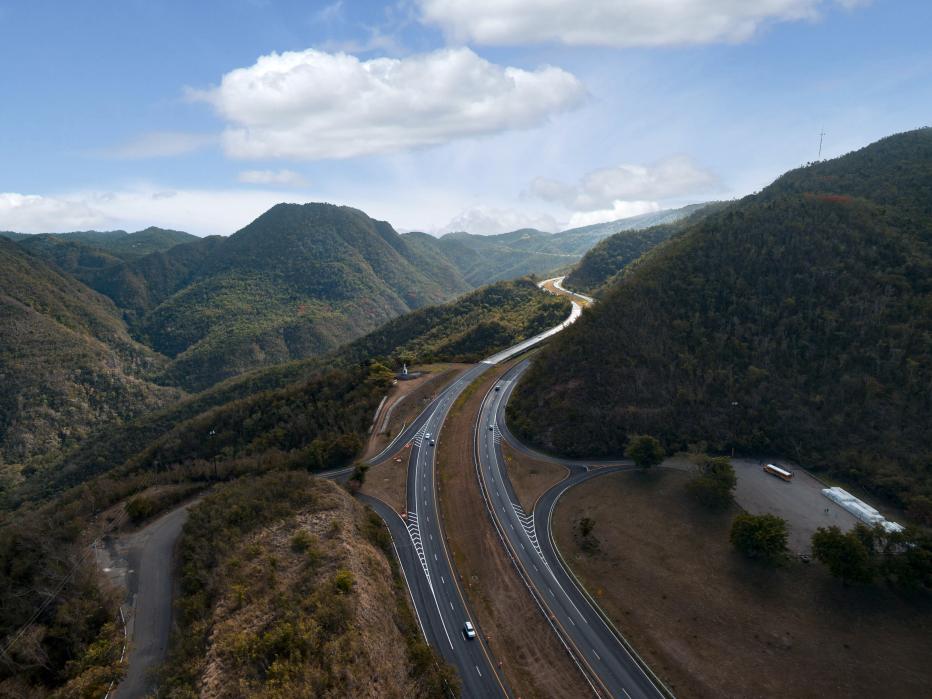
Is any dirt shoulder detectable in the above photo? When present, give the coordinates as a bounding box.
[361,363,469,461]
[436,360,590,699]
[501,442,567,512]
[360,363,469,514]
[552,468,932,698]
[360,448,410,514]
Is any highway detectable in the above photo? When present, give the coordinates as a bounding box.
[362,276,671,698]
[359,277,589,697]
[378,367,508,697]
[474,355,669,698]
[106,276,596,698]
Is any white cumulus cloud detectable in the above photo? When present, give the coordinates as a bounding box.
[567,201,662,229]
[189,47,586,160]
[531,156,718,211]
[0,193,112,232]
[237,169,309,187]
[419,0,863,47]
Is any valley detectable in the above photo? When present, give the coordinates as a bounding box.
[2,127,931,699]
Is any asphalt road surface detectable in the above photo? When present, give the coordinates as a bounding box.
[478,360,668,699]
[358,279,589,697]
[110,504,192,699]
[370,368,509,697]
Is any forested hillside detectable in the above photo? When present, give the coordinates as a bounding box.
[510,128,932,520]
[15,278,568,500]
[2,226,197,260]
[565,203,723,294]
[89,204,475,390]
[0,239,181,477]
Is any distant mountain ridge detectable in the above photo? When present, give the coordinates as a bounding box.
[565,202,726,293]
[2,226,198,260]
[6,203,476,392]
[402,203,706,286]
[2,200,708,398]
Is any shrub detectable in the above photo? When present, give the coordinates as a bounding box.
[333,569,355,594]
[125,496,156,524]
[687,455,736,510]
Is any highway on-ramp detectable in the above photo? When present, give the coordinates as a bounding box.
[474,352,669,698]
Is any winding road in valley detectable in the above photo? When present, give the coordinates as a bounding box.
[109,277,665,698]
[367,278,667,697]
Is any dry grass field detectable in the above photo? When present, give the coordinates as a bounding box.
[553,468,932,698]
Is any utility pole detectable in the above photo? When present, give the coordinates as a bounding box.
[818,128,826,160]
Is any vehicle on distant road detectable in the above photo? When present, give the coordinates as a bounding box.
[763,463,794,481]
[463,620,476,639]
[429,439,435,446]
[495,384,501,391]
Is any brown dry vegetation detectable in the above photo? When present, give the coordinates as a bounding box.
[436,361,589,699]
[553,468,932,698]
[161,473,453,698]
[360,453,409,515]
[361,363,468,461]
[500,442,567,512]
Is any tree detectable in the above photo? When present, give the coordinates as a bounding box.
[811,526,874,585]
[625,434,665,470]
[579,517,595,538]
[687,456,736,510]
[730,513,788,562]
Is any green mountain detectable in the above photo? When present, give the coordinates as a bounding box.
[565,203,724,294]
[0,238,181,478]
[509,128,932,519]
[140,203,469,390]
[19,277,568,498]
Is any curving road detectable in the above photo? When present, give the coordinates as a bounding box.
[476,359,669,698]
[108,276,585,698]
[359,277,588,697]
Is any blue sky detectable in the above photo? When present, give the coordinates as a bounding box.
[1,0,930,235]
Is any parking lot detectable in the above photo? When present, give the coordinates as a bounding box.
[732,458,860,553]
